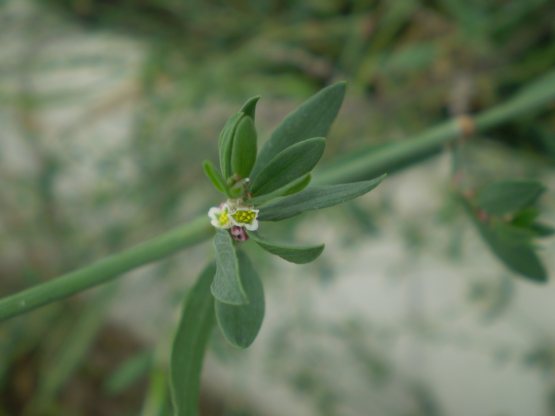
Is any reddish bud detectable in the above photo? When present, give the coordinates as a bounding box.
[230,226,249,242]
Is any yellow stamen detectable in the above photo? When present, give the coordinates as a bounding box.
[232,210,256,224]
[218,210,229,226]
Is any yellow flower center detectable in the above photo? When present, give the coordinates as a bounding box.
[232,209,256,225]
[218,210,230,226]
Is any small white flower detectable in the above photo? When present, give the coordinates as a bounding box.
[208,200,259,231]
[230,207,259,231]
[208,203,232,229]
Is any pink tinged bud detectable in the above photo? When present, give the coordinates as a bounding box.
[230,226,249,242]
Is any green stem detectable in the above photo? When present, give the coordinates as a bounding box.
[1,70,554,321]
[0,217,212,321]
[316,70,555,184]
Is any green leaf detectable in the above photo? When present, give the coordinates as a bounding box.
[250,82,346,178]
[529,222,555,238]
[250,137,325,196]
[259,175,386,221]
[510,208,554,238]
[170,263,215,416]
[250,174,311,206]
[250,233,324,264]
[30,284,117,411]
[482,224,547,283]
[240,96,261,119]
[476,180,546,216]
[218,96,260,179]
[510,207,539,227]
[211,230,247,305]
[281,173,312,196]
[231,116,257,179]
[143,364,170,416]
[202,160,228,195]
[461,198,548,283]
[218,112,243,179]
[105,350,152,395]
[495,222,535,242]
[215,252,265,348]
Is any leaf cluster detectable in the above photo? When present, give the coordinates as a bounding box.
[462,180,552,283]
[171,83,385,415]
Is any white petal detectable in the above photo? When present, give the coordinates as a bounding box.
[208,206,220,220]
[244,219,258,231]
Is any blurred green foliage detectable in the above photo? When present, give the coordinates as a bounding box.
[1,0,554,414]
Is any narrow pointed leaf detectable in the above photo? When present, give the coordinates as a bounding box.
[259,175,386,221]
[231,116,257,179]
[215,252,265,348]
[240,96,260,119]
[202,160,228,195]
[218,112,243,179]
[480,224,546,283]
[495,222,535,242]
[250,174,311,206]
[250,82,346,178]
[461,198,548,283]
[281,173,312,196]
[250,137,325,196]
[529,222,555,238]
[250,233,324,264]
[105,350,153,395]
[211,230,247,305]
[170,263,215,416]
[477,180,546,216]
[510,207,539,228]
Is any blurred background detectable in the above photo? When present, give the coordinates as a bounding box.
[1,0,555,415]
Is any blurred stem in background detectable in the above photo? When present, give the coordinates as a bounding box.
[316,70,555,184]
[0,69,554,322]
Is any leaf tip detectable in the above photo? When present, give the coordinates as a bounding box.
[240,95,261,118]
[526,268,549,284]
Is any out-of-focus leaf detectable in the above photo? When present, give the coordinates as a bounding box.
[143,363,170,416]
[170,263,215,416]
[250,137,325,196]
[495,222,535,242]
[462,199,548,283]
[250,233,324,264]
[29,284,117,411]
[259,175,386,221]
[202,160,228,195]
[529,222,555,238]
[484,224,547,283]
[511,207,539,227]
[381,42,436,74]
[231,116,257,179]
[476,180,545,216]
[510,208,554,238]
[215,252,265,348]
[105,350,153,395]
[250,82,346,178]
[211,230,247,305]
